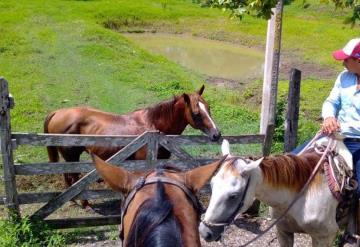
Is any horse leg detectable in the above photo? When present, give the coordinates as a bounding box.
[311,236,336,247]
[276,226,294,247]
[59,146,89,209]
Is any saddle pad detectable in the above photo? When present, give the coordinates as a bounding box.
[315,136,353,170]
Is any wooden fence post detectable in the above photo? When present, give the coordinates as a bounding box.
[0,78,20,218]
[147,131,159,166]
[284,69,301,152]
[260,0,284,134]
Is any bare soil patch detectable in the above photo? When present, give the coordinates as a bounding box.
[65,195,313,247]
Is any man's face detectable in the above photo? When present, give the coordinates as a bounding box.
[343,57,360,74]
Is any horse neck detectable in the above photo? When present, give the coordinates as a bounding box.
[254,154,323,208]
[173,203,201,247]
[147,99,188,134]
[125,183,187,247]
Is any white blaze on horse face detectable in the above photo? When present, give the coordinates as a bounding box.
[199,102,217,129]
[204,165,243,222]
[204,157,263,224]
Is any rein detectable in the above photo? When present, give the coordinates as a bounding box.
[119,170,202,246]
[236,132,337,247]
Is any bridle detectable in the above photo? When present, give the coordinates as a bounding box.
[119,168,203,246]
[201,157,252,228]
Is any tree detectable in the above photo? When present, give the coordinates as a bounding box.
[201,0,360,25]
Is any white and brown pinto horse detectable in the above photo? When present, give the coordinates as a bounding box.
[92,154,226,247]
[199,140,343,247]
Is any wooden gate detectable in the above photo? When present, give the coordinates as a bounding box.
[0,78,268,228]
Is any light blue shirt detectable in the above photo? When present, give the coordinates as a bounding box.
[322,70,360,137]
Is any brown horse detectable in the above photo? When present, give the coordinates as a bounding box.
[92,154,226,247]
[44,85,220,207]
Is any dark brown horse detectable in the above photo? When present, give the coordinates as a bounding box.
[92,154,226,247]
[44,85,220,207]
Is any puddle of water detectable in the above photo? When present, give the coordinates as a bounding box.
[125,33,264,81]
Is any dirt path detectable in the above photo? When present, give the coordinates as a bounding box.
[69,217,312,247]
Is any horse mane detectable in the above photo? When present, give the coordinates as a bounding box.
[126,182,183,247]
[147,97,178,123]
[260,152,323,191]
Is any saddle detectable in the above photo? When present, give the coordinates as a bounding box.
[315,133,353,170]
[312,134,358,224]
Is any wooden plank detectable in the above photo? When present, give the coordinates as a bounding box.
[12,133,265,146]
[12,133,135,147]
[284,68,301,152]
[30,132,148,220]
[262,124,275,156]
[260,0,283,134]
[165,134,265,145]
[159,135,199,168]
[14,158,217,175]
[12,190,123,205]
[15,161,95,175]
[44,215,121,229]
[0,78,20,217]
[146,131,159,166]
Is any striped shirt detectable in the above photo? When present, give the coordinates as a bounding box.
[322,70,360,137]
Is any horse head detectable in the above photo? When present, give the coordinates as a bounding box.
[181,85,221,141]
[92,154,226,247]
[199,139,263,242]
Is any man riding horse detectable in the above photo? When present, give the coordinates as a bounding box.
[321,37,360,246]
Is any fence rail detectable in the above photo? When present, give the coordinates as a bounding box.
[0,77,268,228]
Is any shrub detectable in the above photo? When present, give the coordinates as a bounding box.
[0,215,65,247]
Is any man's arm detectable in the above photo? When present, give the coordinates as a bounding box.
[321,74,342,134]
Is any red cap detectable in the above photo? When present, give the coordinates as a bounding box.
[332,38,360,60]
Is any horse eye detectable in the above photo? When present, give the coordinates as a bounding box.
[228,194,237,200]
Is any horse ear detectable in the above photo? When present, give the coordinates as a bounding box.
[198,85,205,95]
[183,93,190,105]
[185,155,227,193]
[241,157,264,176]
[91,154,143,194]
[221,139,231,156]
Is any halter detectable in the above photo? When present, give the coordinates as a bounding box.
[202,158,252,228]
[119,169,203,246]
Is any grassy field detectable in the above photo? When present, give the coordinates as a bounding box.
[0,0,358,158]
[0,0,359,244]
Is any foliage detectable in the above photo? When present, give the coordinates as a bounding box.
[0,215,65,247]
[274,97,286,143]
[200,0,360,25]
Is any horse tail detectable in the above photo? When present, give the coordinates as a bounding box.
[44,111,59,162]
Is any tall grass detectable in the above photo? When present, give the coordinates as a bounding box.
[0,214,65,247]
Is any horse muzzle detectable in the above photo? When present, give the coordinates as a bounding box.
[199,222,224,242]
[208,128,221,142]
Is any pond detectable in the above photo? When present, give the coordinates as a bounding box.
[125,33,264,81]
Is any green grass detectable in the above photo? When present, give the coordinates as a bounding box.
[0,215,65,247]
[0,0,358,193]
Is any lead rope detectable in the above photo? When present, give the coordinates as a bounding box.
[236,134,336,247]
